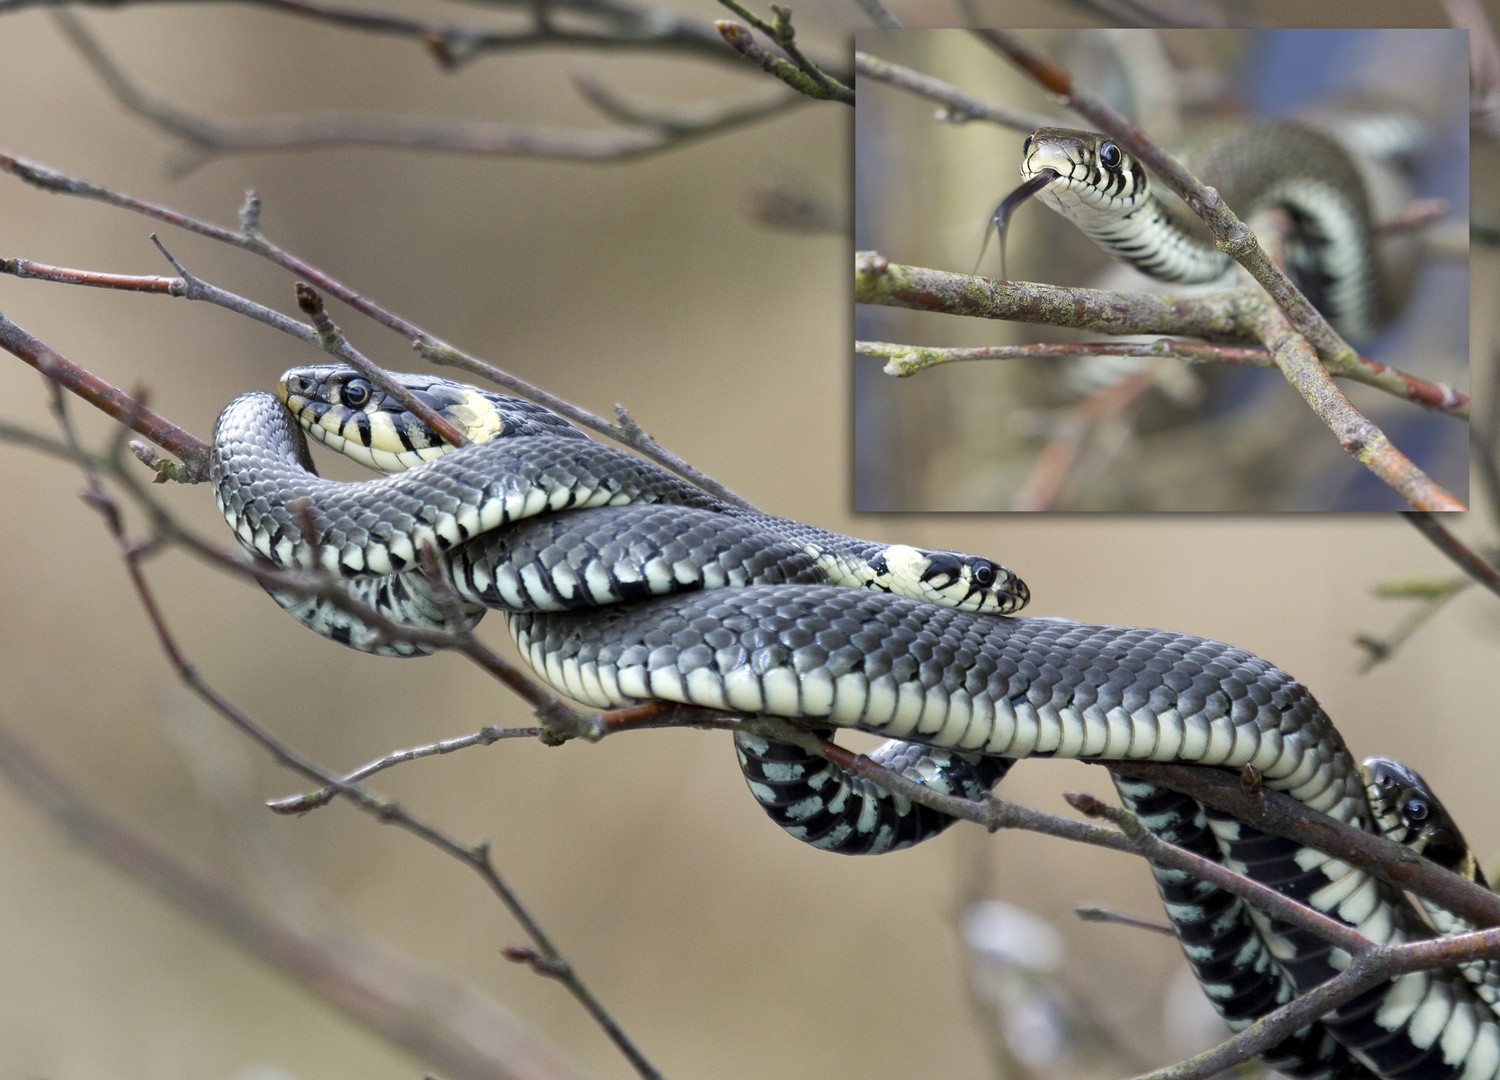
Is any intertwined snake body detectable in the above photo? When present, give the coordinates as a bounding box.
[212,367,1493,1080]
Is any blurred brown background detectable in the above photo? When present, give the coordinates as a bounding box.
[0,3,1493,1079]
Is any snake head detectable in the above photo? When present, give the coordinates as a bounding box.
[1020,127,1151,224]
[1361,756,1480,882]
[277,365,518,472]
[872,545,1029,614]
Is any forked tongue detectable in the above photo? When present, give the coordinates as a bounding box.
[971,168,1058,281]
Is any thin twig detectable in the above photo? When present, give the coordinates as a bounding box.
[0,720,591,1080]
[1126,928,1500,1080]
[854,51,1052,130]
[861,337,1275,374]
[1111,762,1500,929]
[801,735,1372,954]
[714,0,853,103]
[715,21,854,104]
[74,458,666,1080]
[1248,303,1465,511]
[857,335,1466,416]
[1353,576,1471,671]
[0,151,754,507]
[0,309,212,480]
[1404,513,1500,599]
[51,8,803,172]
[15,0,746,66]
[1074,905,1175,936]
[265,703,714,814]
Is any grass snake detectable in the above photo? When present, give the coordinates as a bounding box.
[211,366,1493,1080]
[1013,122,1396,341]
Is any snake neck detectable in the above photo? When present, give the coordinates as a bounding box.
[1036,185,1232,284]
[1024,121,1388,341]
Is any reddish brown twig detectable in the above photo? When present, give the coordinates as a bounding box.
[0,151,753,507]
[1250,303,1465,511]
[0,309,212,481]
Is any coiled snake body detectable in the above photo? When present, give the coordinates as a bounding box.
[213,367,1493,1080]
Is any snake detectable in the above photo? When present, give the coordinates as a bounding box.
[212,366,1495,1080]
[1364,757,1499,1009]
[1011,122,1393,341]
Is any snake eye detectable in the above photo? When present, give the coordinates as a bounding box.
[1098,140,1122,170]
[342,379,372,409]
[972,561,996,587]
[1404,797,1429,822]
[1021,134,1033,157]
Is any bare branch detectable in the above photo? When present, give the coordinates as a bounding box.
[715,20,854,104]
[7,0,745,65]
[854,51,1052,130]
[1353,575,1470,671]
[1128,928,1500,1080]
[1248,303,1465,511]
[0,720,592,1080]
[71,456,666,1080]
[855,252,1466,510]
[51,8,802,172]
[0,309,211,480]
[854,251,1254,338]
[858,336,1466,416]
[0,151,755,507]
[1404,512,1500,599]
[861,337,1275,374]
[1112,762,1500,930]
[800,735,1373,955]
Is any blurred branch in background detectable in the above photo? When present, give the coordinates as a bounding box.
[40,0,865,176]
[0,719,593,1080]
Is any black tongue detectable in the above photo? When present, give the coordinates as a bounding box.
[973,168,1058,281]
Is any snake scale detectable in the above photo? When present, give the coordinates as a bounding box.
[212,366,1492,1080]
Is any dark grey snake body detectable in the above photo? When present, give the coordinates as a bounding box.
[212,368,1495,1080]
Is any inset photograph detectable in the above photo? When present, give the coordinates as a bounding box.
[855,29,1469,511]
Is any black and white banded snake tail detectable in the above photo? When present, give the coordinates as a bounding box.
[211,366,1495,1080]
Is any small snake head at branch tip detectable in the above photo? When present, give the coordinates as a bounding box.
[1361,756,1484,884]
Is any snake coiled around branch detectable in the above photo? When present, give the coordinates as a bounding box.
[211,366,1494,1080]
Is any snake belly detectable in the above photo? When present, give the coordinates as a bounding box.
[1018,122,1392,341]
[213,372,1496,1080]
